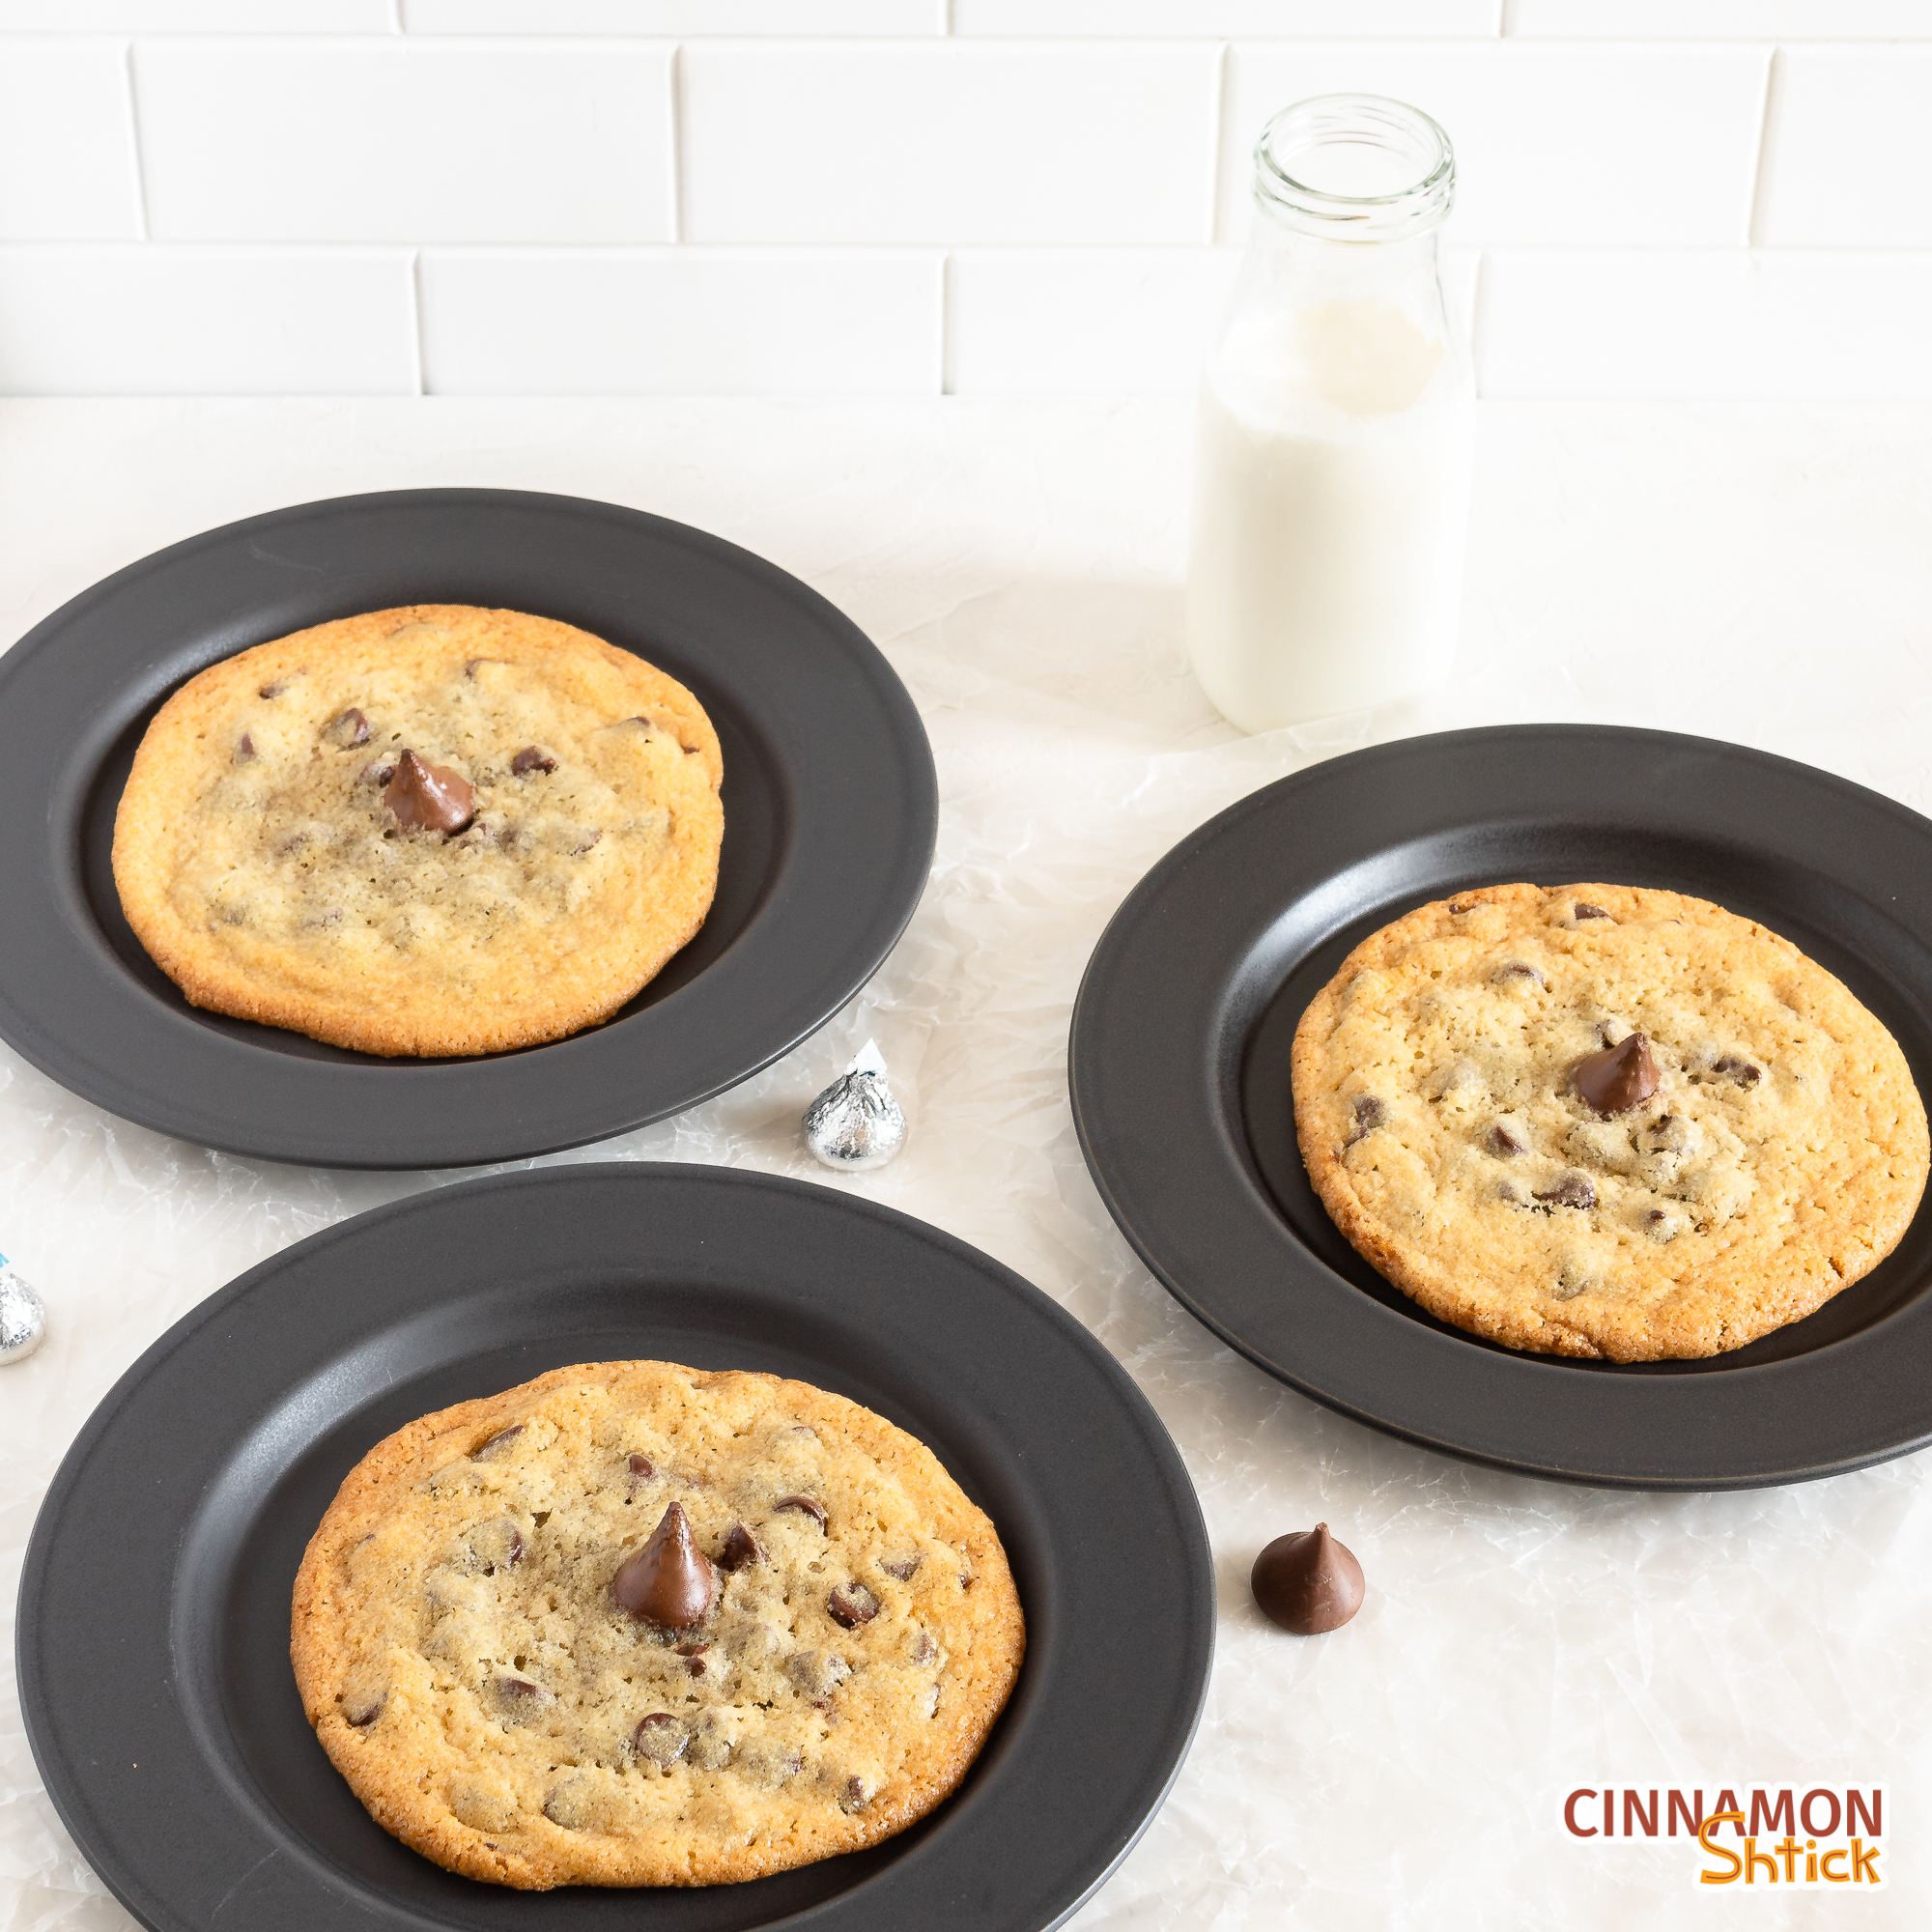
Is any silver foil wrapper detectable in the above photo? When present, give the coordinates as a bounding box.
[803,1043,907,1172]
[0,1256,46,1366]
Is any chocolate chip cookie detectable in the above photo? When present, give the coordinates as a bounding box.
[112,606,724,1057]
[290,1361,1025,1889]
[1293,884,1928,1360]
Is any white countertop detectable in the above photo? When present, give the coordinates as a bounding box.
[2,396,1928,1930]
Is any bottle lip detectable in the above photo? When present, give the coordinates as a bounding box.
[1253,93,1455,242]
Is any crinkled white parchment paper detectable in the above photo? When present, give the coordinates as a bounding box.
[3,397,1930,1930]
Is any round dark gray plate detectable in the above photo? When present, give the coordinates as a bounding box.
[16,1164,1212,1932]
[1069,724,1932,1491]
[0,490,936,1168]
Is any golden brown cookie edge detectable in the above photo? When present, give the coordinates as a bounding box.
[111,606,724,1058]
[1292,882,1929,1362]
[290,1359,1026,1889]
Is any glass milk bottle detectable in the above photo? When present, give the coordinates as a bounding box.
[1187,94,1472,734]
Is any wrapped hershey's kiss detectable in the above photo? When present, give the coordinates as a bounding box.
[0,1250,47,1366]
[803,1039,906,1172]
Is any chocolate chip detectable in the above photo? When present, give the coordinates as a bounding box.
[1711,1055,1763,1088]
[737,1744,803,1788]
[910,1631,937,1663]
[569,828,603,856]
[471,1424,523,1461]
[627,1453,655,1479]
[1572,1033,1661,1115]
[511,745,556,776]
[1485,1123,1525,1157]
[773,1494,827,1528]
[1495,962,1547,987]
[686,1657,707,1677]
[1574,903,1610,921]
[632,1713,688,1767]
[840,1775,876,1813]
[687,1719,733,1771]
[784,1650,850,1696]
[611,1500,720,1630]
[468,1517,524,1573]
[672,1641,710,1656]
[490,1675,552,1716]
[233,733,255,764]
[880,1554,922,1580]
[358,755,397,787]
[1494,1179,1526,1205]
[385,748,476,835]
[342,1689,385,1726]
[325,707,369,748]
[1344,1096,1387,1148]
[544,1776,595,1827]
[258,679,290,699]
[828,1582,880,1629]
[1534,1173,1597,1210]
[717,1521,765,1573]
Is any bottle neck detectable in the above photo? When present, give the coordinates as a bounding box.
[1234,213,1449,334]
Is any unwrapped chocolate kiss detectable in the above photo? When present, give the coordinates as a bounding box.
[1250,1522,1365,1634]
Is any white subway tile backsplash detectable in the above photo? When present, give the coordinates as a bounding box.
[1508,1,1932,37]
[946,250,1239,395]
[135,41,673,243]
[1222,43,1767,248]
[0,2,391,24]
[0,16,1922,401]
[1478,249,1932,398]
[946,244,1480,394]
[956,1,1499,35]
[681,42,1218,244]
[0,43,140,241]
[0,247,415,393]
[1755,49,1932,248]
[404,0,942,31]
[420,249,940,393]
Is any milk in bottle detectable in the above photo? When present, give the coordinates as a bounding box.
[1188,96,1472,734]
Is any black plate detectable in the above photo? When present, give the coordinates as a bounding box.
[16,1164,1212,1932]
[0,490,936,1168]
[1069,724,1932,1491]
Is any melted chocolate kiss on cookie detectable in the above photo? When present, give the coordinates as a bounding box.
[612,1500,720,1630]
[1572,1032,1661,1115]
[1251,1523,1365,1635]
[384,748,476,835]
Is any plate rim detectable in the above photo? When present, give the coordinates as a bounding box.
[0,487,938,1169]
[15,1161,1214,1932]
[1068,722,1932,1492]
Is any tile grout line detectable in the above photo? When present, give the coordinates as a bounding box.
[1466,248,1489,398]
[121,41,150,242]
[409,247,426,395]
[668,43,685,246]
[1746,43,1782,248]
